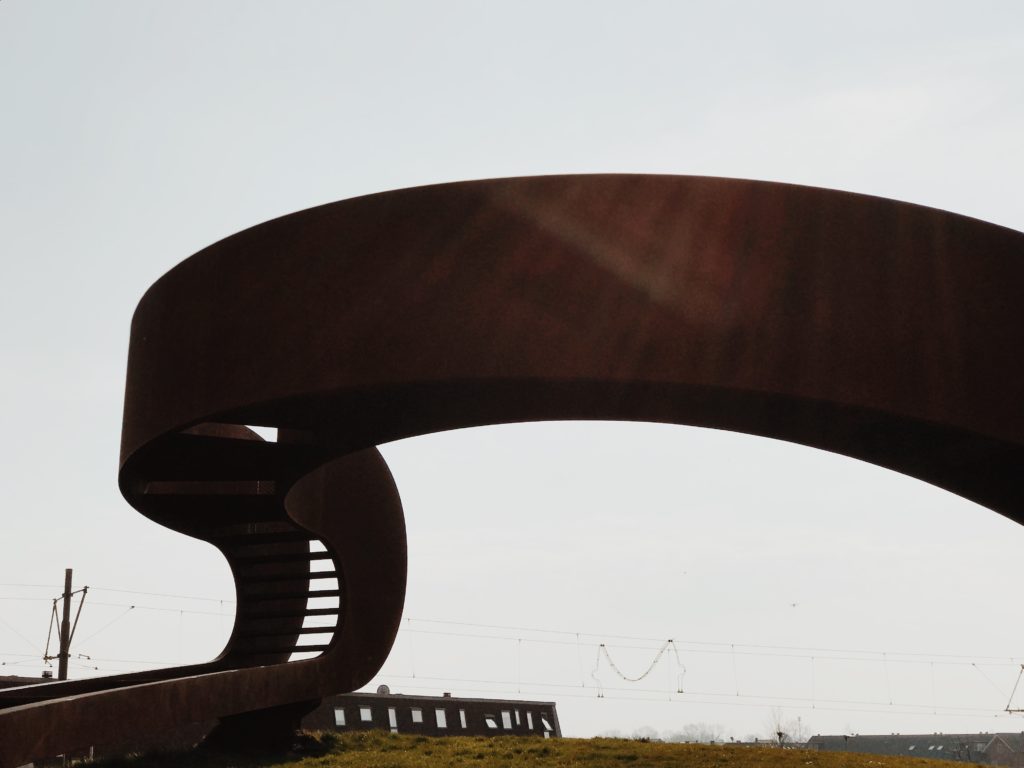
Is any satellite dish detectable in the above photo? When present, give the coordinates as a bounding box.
[376,684,390,695]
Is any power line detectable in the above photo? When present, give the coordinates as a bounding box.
[0,597,52,603]
[27,604,1019,688]
[7,591,1021,722]
[0,584,61,590]
[402,628,1022,669]
[3,593,1021,666]
[88,587,234,604]
[1004,665,1024,712]
[593,640,685,687]
[972,662,1010,699]
[389,625,1022,720]
[404,617,1024,664]
[37,652,1010,722]
[71,655,176,666]
[88,600,227,617]
[0,658,45,669]
[371,669,1004,716]
[379,677,1015,721]
[14,605,1008,670]
[75,606,135,645]
[0,613,44,654]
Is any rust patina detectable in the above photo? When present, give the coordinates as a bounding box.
[2,175,1023,766]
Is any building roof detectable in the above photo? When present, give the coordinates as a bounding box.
[808,733,1024,759]
[330,690,558,707]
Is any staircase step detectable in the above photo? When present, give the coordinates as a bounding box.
[244,589,341,601]
[239,626,337,639]
[240,606,340,620]
[235,644,329,656]
[240,571,338,584]
[234,551,332,566]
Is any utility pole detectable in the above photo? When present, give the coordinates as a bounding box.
[58,568,72,681]
[44,569,86,680]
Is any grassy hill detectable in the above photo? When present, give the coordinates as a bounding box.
[91,731,965,768]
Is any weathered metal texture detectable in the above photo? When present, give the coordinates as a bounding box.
[2,175,1023,766]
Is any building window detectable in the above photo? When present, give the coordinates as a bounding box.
[501,711,512,729]
[334,708,346,727]
[388,707,398,733]
[459,709,467,728]
[360,706,372,722]
[908,746,915,751]
[411,707,423,724]
[527,712,534,730]
[541,716,554,733]
[515,710,521,725]
[484,715,499,729]
[436,709,447,728]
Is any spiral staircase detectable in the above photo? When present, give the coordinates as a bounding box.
[3,174,1023,768]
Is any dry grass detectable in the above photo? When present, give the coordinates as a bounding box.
[91,730,961,768]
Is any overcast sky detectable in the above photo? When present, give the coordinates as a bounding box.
[2,1,1024,740]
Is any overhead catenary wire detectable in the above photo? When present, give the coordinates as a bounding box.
[67,586,89,647]
[379,676,1015,720]
[0,584,62,590]
[883,652,893,705]
[0,597,57,603]
[0,658,46,669]
[87,600,228,617]
[7,596,1024,723]
[809,656,814,709]
[0,588,234,605]
[732,644,740,696]
[5,594,1023,665]
[0,612,44,655]
[1005,665,1024,712]
[75,605,135,645]
[404,617,1024,663]
[7,607,1023,671]
[12,601,1021,670]
[15,607,1019,679]
[3,651,1004,722]
[592,639,685,684]
[401,627,1020,669]
[42,601,59,665]
[971,662,1010,700]
[87,587,235,604]
[387,629,1022,719]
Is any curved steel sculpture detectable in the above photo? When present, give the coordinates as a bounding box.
[2,175,1023,766]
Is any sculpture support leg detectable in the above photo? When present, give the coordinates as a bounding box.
[201,699,320,755]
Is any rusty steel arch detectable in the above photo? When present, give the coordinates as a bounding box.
[2,174,1024,766]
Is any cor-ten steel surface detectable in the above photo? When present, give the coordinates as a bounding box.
[2,174,1023,766]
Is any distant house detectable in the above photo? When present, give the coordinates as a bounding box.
[302,688,561,738]
[807,733,1024,767]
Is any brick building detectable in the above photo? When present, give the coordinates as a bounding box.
[302,687,561,738]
